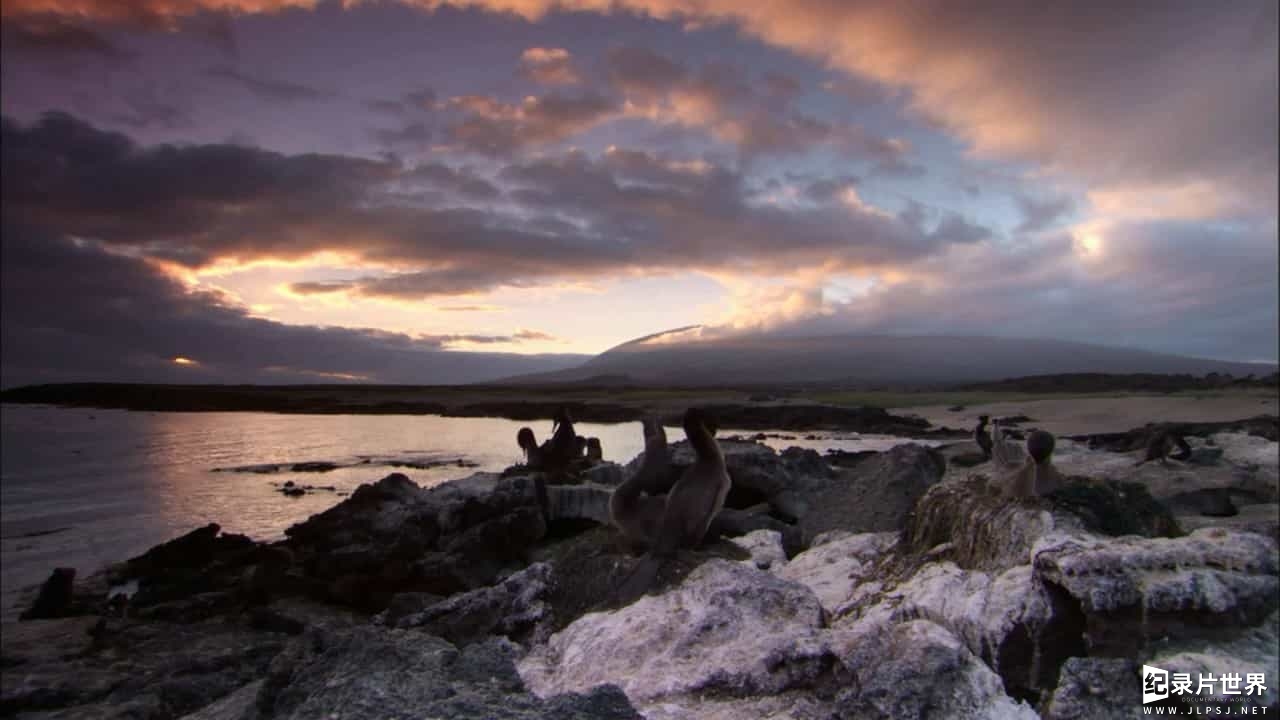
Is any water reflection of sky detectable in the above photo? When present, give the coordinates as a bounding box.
[0,404,934,618]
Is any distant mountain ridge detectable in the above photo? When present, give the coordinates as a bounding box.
[502,332,1276,387]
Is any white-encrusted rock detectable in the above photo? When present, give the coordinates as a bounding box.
[776,532,897,615]
[832,620,1039,720]
[730,529,788,571]
[1146,610,1280,710]
[518,560,834,704]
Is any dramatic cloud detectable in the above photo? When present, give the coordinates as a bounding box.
[6,1,1270,211]
[0,222,586,387]
[1,0,1274,374]
[3,113,981,300]
[2,113,395,264]
[766,221,1279,362]
[603,45,914,165]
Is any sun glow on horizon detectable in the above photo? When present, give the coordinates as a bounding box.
[172,356,198,366]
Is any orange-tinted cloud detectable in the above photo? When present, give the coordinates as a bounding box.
[518,47,580,86]
[604,45,913,166]
[426,0,1273,216]
[441,91,618,155]
[1,0,315,24]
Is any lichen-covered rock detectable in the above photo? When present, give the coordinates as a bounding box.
[1178,502,1279,537]
[908,476,1063,572]
[1052,430,1279,511]
[178,680,263,720]
[729,529,789,571]
[380,591,444,626]
[544,483,614,524]
[631,691,838,720]
[283,473,438,552]
[836,560,1083,700]
[776,532,897,615]
[0,617,285,719]
[1145,610,1279,711]
[1045,480,1182,538]
[257,628,640,720]
[779,446,837,483]
[580,462,624,487]
[1186,446,1226,466]
[437,504,548,588]
[909,475,1183,574]
[798,443,946,544]
[710,506,804,555]
[849,524,1278,700]
[1033,528,1279,657]
[832,620,1038,720]
[1072,418,1279,453]
[392,562,554,646]
[1163,487,1242,517]
[518,560,837,707]
[1043,657,1137,720]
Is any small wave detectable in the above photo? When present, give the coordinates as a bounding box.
[1,526,72,540]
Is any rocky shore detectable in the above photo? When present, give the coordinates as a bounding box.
[3,418,1277,719]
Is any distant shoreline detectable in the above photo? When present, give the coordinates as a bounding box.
[0,381,965,435]
[3,376,1276,436]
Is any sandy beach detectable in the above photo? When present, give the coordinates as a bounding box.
[899,390,1279,436]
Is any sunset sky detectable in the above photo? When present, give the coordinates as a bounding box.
[2,0,1276,385]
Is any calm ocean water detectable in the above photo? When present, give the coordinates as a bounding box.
[0,403,931,619]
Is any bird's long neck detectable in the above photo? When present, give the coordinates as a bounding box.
[618,433,665,501]
[685,417,723,467]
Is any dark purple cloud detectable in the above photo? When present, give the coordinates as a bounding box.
[2,112,983,301]
[0,222,585,387]
[204,65,333,103]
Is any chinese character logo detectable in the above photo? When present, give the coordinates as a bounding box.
[1144,665,1170,704]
